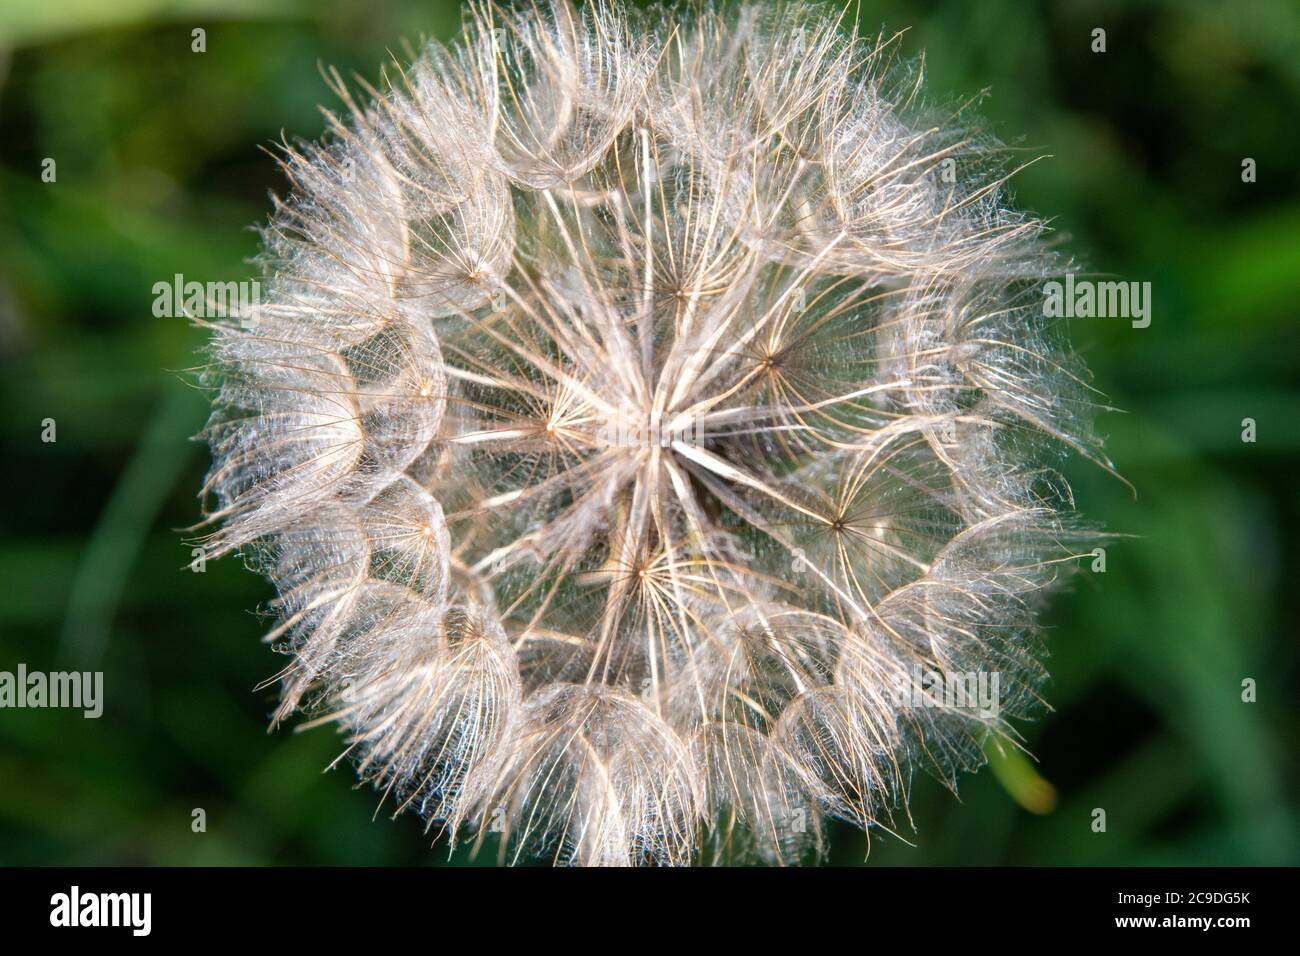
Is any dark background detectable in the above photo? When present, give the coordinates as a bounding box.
[0,0,1296,865]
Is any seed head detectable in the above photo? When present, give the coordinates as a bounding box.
[200,0,1109,866]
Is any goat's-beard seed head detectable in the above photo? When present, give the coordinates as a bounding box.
[199,0,1111,866]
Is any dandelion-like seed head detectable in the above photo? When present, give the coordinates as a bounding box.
[200,0,1108,866]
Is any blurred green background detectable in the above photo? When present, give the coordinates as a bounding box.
[0,0,1296,866]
